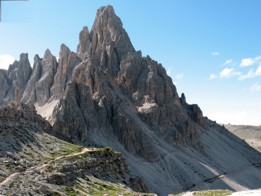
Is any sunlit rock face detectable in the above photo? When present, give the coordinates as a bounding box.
[0,5,261,196]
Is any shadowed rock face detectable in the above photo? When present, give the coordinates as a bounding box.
[180,93,206,128]
[0,5,261,196]
[0,70,9,104]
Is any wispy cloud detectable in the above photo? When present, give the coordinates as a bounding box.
[240,56,261,67]
[250,83,261,92]
[224,59,233,65]
[220,68,241,78]
[211,52,220,56]
[239,65,261,80]
[209,73,217,80]
[0,54,15,70]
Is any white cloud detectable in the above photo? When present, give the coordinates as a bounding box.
[250,83,261,92]
[256,65,261,75]
[240,58,254,67]
[211,52,220,56]
[239,65,261,80]
[224,59,233,65]
[220,68,241,78]
[0,54,15,70]
[240,56,261,67]
[209,73,217,80]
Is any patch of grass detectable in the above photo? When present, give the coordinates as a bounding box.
[24,152,34,158]
[50,191,61,196]
[87,179,134,196]
[50,143,83,158]
[8,177,19,189]
[5,163,13,171]
[64,186,77,196]
[9,181,15,188]
[193,189,232,196]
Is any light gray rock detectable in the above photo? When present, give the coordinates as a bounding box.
[21,50,58,105]
[21,55,43,104]
[76,5,134,76]
[77,26,91,60]
[35,49,58,104]
[0,70,9,104]
[51,44,81,100]
[6,53,32,103]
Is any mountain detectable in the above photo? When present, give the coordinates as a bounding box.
[0,105,146,195]
[225,124,261,152]
[0,5,261,196]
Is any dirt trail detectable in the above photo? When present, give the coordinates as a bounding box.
[54,147,91,161]
[0,172,19,186]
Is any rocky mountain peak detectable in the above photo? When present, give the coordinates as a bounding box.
[77,26,91,59]
[96,5,115,16]
[60,43,71,55]
[1,6,261,195]
[180,93,187,105]
[92,5,120,32]
[33,54,41,63]
[77,5,134,62]
[44,49,52,58]
[5,53,32,103]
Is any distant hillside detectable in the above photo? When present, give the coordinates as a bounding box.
[225,124,261,152]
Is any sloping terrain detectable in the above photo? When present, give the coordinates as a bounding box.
[225,124,261,152]
[0,5,260,196]
[171,189,261,196]
[0,105,147,195]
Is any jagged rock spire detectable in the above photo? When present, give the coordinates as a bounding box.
[77,5,135,62]
[77,26,91,59]
[51,44,81,99]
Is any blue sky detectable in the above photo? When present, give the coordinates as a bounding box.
[0,0,260,125]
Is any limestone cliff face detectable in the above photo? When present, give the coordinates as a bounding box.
[0,70,9,104]
[51,6,199,162]
[1,5,261,196]
[5,53,32,103]
[180,93,206,127]
[51,44,81,99]
[0,5,233,164]
[77,6,134,76]
[20,50,58,105]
